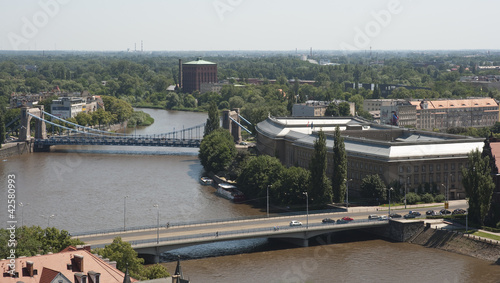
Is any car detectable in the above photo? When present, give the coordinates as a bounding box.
[379,215,388,220]
[322,218,335,223]
[368,214,380,220]
[404,213,416,219]
[409,211,421,216]
[336,218,348,224]
[426,210,436,216]
[239,141,248,145]
[452,208,467,215]
[440,209,451,215]
[289,220,302,226]
[389,213,402,218]
[342,216,354,221]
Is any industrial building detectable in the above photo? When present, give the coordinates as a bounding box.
[179,58,218,93]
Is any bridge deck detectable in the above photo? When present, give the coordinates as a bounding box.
[34,137,201,147]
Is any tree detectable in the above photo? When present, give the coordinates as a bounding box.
[338,102,351,116]
[360,174,386,202]
[95,237,145,280]
[325,103,339,117]
[0,111,5,148]
[308,129,332,204]
[332,126,347,203]
[143,264,170,280]
[199,128,236,173]
[204,101,220,137]
[0,226,83,259]
[461,149,495,226]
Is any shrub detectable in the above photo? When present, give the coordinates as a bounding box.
[421,193,434,203]
[406,192,421,205]
[497,221,500,229]
[434,194,445,202]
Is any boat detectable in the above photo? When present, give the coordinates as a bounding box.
[200,177,213,185]
[216,183,245,202]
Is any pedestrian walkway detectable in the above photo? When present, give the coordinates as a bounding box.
[346,199,467,213]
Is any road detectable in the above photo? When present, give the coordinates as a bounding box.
[75,200,468,247]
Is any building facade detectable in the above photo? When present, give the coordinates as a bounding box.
[256,117,485,199]
[181,58,218,93]
[51,97,86,118]
[292,101,356,117]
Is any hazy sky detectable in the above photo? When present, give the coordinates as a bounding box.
[0,0,499,52]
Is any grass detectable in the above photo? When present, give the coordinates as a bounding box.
[470,231,500,241]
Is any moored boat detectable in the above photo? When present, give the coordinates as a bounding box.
[216,183,245,202]
[200,177,213,185]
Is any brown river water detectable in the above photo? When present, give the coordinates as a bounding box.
[1,109,499,282]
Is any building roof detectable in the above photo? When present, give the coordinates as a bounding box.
[183,57,216,65]
[409,98,498,110]
[256,117,484,161]
[490,142,500,173]
[0,246,137,283]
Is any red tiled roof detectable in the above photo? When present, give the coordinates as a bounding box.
[0,247,138,283]
[490,142,500,173]
[39,267,62,283]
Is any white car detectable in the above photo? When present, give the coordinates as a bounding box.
[379,215,388,220]
[289,220,302,226]
[368,214,380,220]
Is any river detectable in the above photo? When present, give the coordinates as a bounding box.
[1,108,499,282]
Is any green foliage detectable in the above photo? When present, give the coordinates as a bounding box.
[128,111,154,127]
[204,101,220,137]
[434,194,445,202]
[421,193,434,203]
[461,149,495,226]
[332,126,347,203]
[360,174,387,202]
[0,111,5,147]
[95,237,146,280]
[309,130,332,204]
[199,128,236,173]
[143,264,170,280]
[102,95,134,122]
[406,192,421,205]
[0,226,83,259]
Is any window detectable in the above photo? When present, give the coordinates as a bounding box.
[429,174,433,183]
[414,166,419,173]
[399,166,404,173]
[407,166,411,173]
[436,174,441,182]
[422,165,426,172]
[437,164,440,171]
[414,175,419,184]
[422,175,426,183]
[451,163,455,170]
[444,164,448,170]
[429,165,433,172]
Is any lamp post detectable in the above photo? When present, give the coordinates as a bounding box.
[441,183,447,209]
[42,214,55,227]
[303,192,308,229]
[19,202,29,227]
[124,195,128,231]
[345,179,352,211]
[153,204,160,244]
[267,185,270,218]
[405,177,409,209]
[388,187,394,215]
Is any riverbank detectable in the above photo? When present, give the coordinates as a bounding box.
[0,141,32,159]
[409,225,500,264]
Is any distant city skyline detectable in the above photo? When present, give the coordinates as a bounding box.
[1,0,499,52]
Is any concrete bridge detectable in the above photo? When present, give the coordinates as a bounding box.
[74,213,401,263]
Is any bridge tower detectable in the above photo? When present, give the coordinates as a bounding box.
[222,108,242,143]
[20,106,48,150]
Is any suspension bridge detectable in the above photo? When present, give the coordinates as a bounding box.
[7,106,252,152]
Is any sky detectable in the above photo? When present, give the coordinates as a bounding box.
[0,0,499,52]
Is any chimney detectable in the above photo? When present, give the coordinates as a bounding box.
[27,261,34,277]
[108,261,117,269]
[72,254,84,272]
[179,59,183,90]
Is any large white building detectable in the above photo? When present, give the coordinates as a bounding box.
[51,97,86,118]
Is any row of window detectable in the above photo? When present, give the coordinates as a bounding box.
[399,172,460,186]
[399,163,462,174]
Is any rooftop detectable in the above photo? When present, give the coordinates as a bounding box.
[183,57,216,65]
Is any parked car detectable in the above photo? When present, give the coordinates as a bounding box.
[368,214,380,220]
[337,218,348,224]
[440,209,451,215]
[342,216,354,221]
[322,218,335,223]
[452,208,467,215]
[289,220,302,226]
[404,213,416,219]
[389,213,402,218]
[409,211,421,216]
[379,215,389,220]
[426,210,435,216]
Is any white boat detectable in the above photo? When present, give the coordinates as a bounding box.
[216,183,245,202]
[200,177,213,185]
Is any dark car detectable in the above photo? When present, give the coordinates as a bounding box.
[337,218,348,224]
[389,213,402,218]
[404,213,416,219]
[452,208,466,215]
[440,209,451,215]
[409,211,421,216]
[426,210,435,216]
[322,218,335,223]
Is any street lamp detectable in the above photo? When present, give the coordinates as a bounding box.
[42,214,55,227]
[19,202,29,227]
[303,192,308,229]
[345,179,352,211]
[124,195,129,231]
[387,187,394,215]
[267,185,271,218]
[405,177,409,209]
[153,204,159,244]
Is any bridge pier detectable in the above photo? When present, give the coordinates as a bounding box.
[222,108,242,143]
[20,105,47,142]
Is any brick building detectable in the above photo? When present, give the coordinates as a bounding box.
[180,58,217,93]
